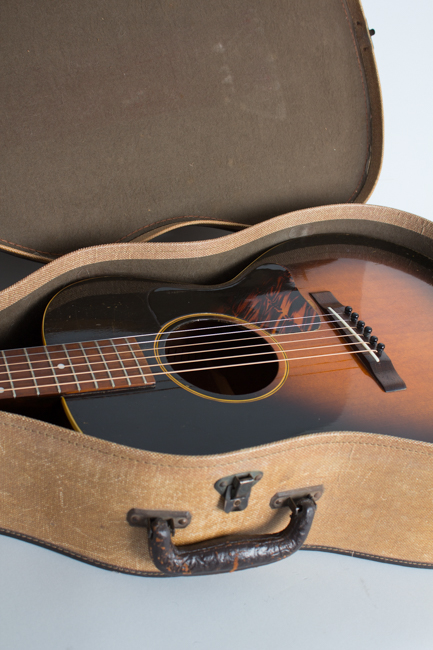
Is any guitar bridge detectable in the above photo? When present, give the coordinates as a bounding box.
[310,291,406,393]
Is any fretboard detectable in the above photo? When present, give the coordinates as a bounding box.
[0,337,155,400]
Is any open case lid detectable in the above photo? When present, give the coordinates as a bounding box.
[1,0,381,261]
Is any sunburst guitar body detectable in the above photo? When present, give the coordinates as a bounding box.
[1,234,432,455]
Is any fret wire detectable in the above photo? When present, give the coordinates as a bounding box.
[1,350,16,397]
[109,339,132,386]
[62,344,81,391]
[94,341,115,387]
[125,339,148,384]
[79,342,98,388]
[24,348,40,396]
[45,348,62,394]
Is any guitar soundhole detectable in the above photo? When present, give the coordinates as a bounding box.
[164,319,280,396]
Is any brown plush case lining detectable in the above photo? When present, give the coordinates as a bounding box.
[1,0,381,259]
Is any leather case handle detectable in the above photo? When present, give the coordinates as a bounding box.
[147,496,316,576]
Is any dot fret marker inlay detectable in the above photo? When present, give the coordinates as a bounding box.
[57,364,66,369]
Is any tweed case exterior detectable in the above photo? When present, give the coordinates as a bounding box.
[0,204,432,575]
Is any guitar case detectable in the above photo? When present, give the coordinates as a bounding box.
[1,0,432,576]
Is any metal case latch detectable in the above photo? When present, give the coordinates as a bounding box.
[214,471,263,513]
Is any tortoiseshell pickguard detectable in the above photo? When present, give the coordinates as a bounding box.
[221,263,321,334]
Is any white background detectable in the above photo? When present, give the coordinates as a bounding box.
[1,2,433,648]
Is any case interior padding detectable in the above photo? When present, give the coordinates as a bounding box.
[1,0,382,258]
[0,204,433,573]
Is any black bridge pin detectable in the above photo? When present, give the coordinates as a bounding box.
[357,320,365,333]
[377,342,385,357]
[363,326,373,341]
[369,335,378,349]
[351,312,359,324]
[344,306,353,315]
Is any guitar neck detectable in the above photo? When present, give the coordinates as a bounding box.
[0,337,155,400]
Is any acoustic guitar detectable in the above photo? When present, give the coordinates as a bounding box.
[0,234,432,455]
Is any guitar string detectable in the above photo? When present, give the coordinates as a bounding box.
[0,334,377,393]
[0,347,376,395]
[0,319,371,376]
[125,312,328,340]
[0,325,377,382]
[0,327,341,371]
[0,312,362,368]
[0,337,338,391]
[0,312,341,363]
[0,340,346,385]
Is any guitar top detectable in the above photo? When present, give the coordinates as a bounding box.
[1,234,433,455]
